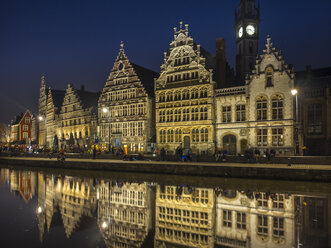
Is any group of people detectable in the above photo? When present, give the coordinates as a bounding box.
[215,149,228,162]
[244,147,276,163]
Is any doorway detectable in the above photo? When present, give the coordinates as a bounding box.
[184,136,190,149]
[223,135,237,155]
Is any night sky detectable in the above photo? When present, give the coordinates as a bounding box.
[1,0,331,124]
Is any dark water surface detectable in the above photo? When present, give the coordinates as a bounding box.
[0,164,330,248]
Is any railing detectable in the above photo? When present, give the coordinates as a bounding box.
[216,86,246,97]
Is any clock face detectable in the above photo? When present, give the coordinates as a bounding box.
[238,27,243,38]
[246,25,255,35]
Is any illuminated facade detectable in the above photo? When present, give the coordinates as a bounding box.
[155,23,216,155]
[58,84,99,149]
[98,43,158,153]
[215,190,295,248]
[97,180,154,247]
[215,36,296,155]
[154,185,215,247]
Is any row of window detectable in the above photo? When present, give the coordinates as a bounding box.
[158,87,208,102]
[99,187,145,206]
[99,206,145,225]
[222,210,285,238]
[257,128,284,146]
[105,88,136,101]
[159,207,209,226]
[101,103,145,118]
[159,187,209,204]
[159,128,209,143]
[101,122,144,137]
[159,107,208,122]
[166,71,199,83]
[62,118,87,127]
[158,228,209,244]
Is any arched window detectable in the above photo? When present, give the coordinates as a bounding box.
[204,107,208,120]
[195,107,199,120]
[159,93,165,102]
[191,108,195,120]
[166,110,170,122]
[170,130,174,142]
[257,96,267,120]
[272,94,283,120]
[178,110,181,122]
[265,67,273,87]
[200,107,204,120]
[192,128,199,142]
[174,110,178,122]
[170,110,173,122]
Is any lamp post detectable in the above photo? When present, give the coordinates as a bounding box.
[291,89,299,155]
[39,116,47,148]
[103,107,111,152]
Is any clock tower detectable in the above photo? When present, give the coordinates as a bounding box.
[235,0,260,83]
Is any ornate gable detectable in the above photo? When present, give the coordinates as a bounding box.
[246,35,294,84]
[155,22,213,89]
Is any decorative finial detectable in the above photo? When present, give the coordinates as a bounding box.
[179,21,183,30]
[266,35,272,54]
[120,41,124,49]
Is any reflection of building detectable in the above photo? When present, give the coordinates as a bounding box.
[295,195,331,248]
[58,84,100,149]
[18,171,37,203]
[215,190,295,248]
[36,174,97,241]
[155,185,215,248]
[98,180,154,248]
[0,168,10,184]
[215,36,296,155]
[155,23,216,155]
[98,43,158,153]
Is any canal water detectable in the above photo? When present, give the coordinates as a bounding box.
[0,165,330,248]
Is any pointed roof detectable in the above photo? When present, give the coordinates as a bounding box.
[48,88,66,113]
[246,35,294,83]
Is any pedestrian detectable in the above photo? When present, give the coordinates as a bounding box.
[93,145,97,159]
[160,148,165,161]
[265,148,271,163]
[254,149,260,163]
[215,150,221,161]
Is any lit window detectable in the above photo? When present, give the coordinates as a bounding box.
[257,96,267,120]
[223,210,232,227]
[257,129,268,146]
[265,67,273,87]
[222,106,231,123]
[236,104,246,122]
[257,215,268,236]
[272,128,284,146]
[272,95,283,120]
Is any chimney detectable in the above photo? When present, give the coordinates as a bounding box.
[216,38,226,88]
[80,85,85,91]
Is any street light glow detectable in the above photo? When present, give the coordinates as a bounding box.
[102,221,107,229]
[39,116,43,121]
[37,206,42,214]
[102,107,108,113]
[291,89,298,96]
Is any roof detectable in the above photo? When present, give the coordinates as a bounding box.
[12,113,24,125]
[131,63,159,97]
[295,66,331,88]
[76,90,101,113]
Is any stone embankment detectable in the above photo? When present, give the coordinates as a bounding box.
[0,156,331,182]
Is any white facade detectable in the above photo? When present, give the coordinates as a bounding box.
[215,36,295,155]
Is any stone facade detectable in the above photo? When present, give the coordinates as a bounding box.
[155,22,216,155]
[10,110,36,144]
[58,84,99,149]
[215,36,296,155]
[215,190,295,248]
[98,43,158,153]
[154,185,215,247]
[38,76,47,147]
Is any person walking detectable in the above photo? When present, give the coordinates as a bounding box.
[265,149,271,164]
[93,146,97,159]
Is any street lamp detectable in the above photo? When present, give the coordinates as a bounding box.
[103,107,111,152]
[291,89,299,155]
[39,115,47,148]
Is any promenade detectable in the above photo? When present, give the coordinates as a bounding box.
[1,156,331,182]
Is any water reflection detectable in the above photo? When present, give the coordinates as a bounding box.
[0,167,330,248]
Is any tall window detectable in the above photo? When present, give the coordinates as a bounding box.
[257,96,267,120]
[257,192,268,207]
[308,103,322,134]
[222,106,231,123]
[201,128,208,142]
[138,122,143,136]
[25,117,30,123]
[175,129,182,142]
[273,217,285,238]
[192,129,199,142]
[272,128,284,146]
[223,210,232,227]
[160,130,166,143]
[138,104,144,115]
[257,129,268,146]
[272,194,285,209]
[236,104,246,122]
[23,125,28,131]
[237,212,246,229]
[265,66,273,87]
[122,123,127,136]
[257,215,268,236]
[272,95,283,120]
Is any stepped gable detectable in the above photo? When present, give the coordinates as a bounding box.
[76,89,100,113]
[246,35,294,84]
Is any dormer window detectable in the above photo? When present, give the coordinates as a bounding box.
[265,67,274,87]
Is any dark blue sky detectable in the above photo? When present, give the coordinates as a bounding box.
[1,0,331,123]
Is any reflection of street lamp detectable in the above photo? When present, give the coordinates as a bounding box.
[103,107,111,152]
[37,206,42,214]
[39,116,47,148]
[291,89,299,155]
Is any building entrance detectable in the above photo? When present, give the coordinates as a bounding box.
[184,136,190,149]
[223,135,237,155]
